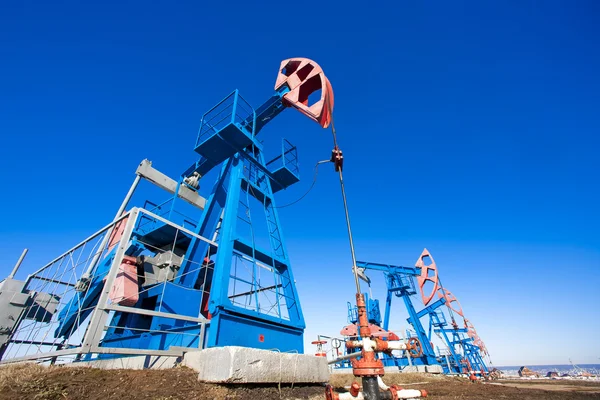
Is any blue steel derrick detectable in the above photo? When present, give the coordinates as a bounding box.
[94,59,334,354]
[0,58,335,363]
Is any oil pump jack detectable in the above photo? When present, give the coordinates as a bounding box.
[0,58,337,363]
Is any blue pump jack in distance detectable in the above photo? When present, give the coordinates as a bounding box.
[340,261,489,374]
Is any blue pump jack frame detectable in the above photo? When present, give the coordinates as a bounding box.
[434,326,489,374]
[415,298,466,373]
[416,294,489,374]
[181,86,290,180]
[351,261,488,374]
[53,85,309,357]
[171,87,307,352]
[354,261,440,368]
[357,261,488,373]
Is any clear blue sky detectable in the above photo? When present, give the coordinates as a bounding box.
[1,1,599,366]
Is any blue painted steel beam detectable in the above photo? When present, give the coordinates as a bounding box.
[355,261,418,276]
[434,325,462,372]
[403,294,437,363]
[416,298,446,319]
[252,87,289,134]
[356,260,438,365]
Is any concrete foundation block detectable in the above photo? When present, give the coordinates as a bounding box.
[331,368,356,375]
[383,366,402,373]
[183,346,329,384]
[426,365,443,374]
[402,365,428,373]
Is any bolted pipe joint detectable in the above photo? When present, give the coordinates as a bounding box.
[345,338,416,355]
[346,340,363,350]
[355,293,371,338]
[379,377,428,399]
[372,339,409,353]
[327,293,426,399]
[346,337,378,352]
[326,379,427,400]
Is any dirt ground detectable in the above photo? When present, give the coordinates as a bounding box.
[331,373,600,399]
[1,364,599,400]
[492,378,600,394]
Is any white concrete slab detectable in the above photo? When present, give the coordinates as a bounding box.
[426,365,443,374]
[183,346,329,384]
[402,365,428,373]
[383,366,403,373]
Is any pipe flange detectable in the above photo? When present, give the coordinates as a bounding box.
[351,359,385,376]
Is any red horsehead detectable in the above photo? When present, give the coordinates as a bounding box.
[275,58,334,128]
[415,248,440,306]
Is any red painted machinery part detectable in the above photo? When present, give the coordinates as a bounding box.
[340,323,399,340]
[107,216,129,253]
[415,248,439,306]
[331,147,344,172]
[108,255,139,307]
[408,337,424,358]
[275,58,334,128]
[200,257,213,320]
[464,319,479,342]
[351,293,385,376]
[389,385,428,399]
[351,354,385,376]
[437,287,464,317]
[464,319,475,331]
[325,384,339,400]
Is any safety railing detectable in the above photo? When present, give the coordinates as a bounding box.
[402,274,417,295]
[0,208,214,365]
[431,310,447,327]
[243,161,270,195]
[281,139,299,177]
[227,252,290,321]
[265,138,300,190]
[386,272,417,296]
[0,213,130,364]
[136,198,198,236]
[347,301,358,324]
[195,90,256,148]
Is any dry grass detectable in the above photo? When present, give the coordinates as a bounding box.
[0,363,68,399]
[0,363,46,389]
[0,363,324,400]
